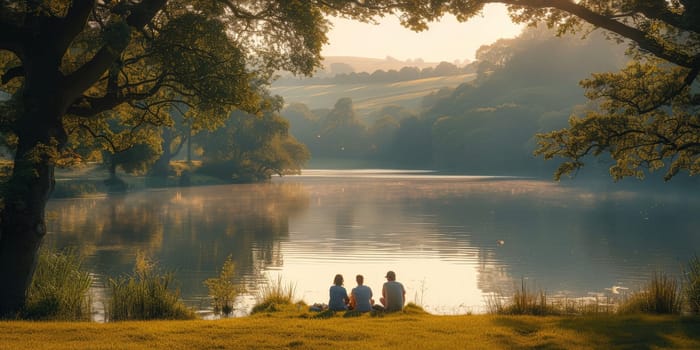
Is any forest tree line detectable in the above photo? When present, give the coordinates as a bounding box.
[276,60,474,85]
[282,26,628,178]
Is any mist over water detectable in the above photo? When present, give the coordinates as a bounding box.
[45,170,700,317]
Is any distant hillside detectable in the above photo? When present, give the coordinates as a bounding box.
[271,73,476,118]
[320,56,455,74]
[277,56,469,79]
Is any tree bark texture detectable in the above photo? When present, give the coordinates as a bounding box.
[0,92,64,316]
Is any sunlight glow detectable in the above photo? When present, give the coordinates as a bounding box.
[323,4,524,62]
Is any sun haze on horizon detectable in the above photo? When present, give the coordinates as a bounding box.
[323,4,524,63]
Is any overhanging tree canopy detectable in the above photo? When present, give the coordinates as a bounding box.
[431,0,699,180]
[0,0,413,316]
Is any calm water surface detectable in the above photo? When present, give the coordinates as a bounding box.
[45,170,700,318]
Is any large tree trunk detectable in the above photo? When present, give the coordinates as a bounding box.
[0,150,53,316]
[186,125,192,164]
[148,127,186,186]
[0,85,65,316]
[0,131,63,316]
[150,127,173,180]
[104,154,127,193]
[0,0,166,316]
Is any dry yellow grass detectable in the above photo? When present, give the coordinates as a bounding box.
[1,312,698,350]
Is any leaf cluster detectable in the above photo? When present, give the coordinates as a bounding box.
[1,0,393,173]
[536,58,700,181]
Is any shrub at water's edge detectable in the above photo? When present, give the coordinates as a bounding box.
[106,253,195,321]
[22,248,92,320]
[204,255,241,317]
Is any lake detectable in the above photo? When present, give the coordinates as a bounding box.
[45,169,700,319]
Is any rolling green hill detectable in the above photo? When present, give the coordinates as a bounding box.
[271,73,476,118]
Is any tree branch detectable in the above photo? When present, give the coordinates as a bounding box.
[61,0,167,106]
[68,70,171,117]
[56,0,94,54]
[1,66,24,85]
[485,0,697,68]
[68,89,153,117]
[77,122,119,153]
[636,1,700,33]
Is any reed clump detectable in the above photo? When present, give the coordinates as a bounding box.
[251,275,299,314]
[23,248,92,320]
[106,253,195,321]
[618,271,681,315]
[488,270,686,316]
[486,279,558,315]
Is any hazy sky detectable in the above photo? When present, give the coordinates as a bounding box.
[323,4,524,63]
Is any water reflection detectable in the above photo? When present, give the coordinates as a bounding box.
[45,183,309,316]
[45,171,700,317]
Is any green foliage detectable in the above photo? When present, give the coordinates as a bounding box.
[23,248,92,321]
[106,253,195,321]
[618,272,682,315]
[467,1,700,182]
[282,27,624,174]
[110,143,161,175]
[204,255,240,317]
[64,108,165,180]
[1,0,375,187]
[683,255,700,314]
[198,98,309,182]
[536,59,700,181]
[315,98,368,157]
[251,275,298,314]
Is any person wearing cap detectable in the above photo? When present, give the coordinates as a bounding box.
[380,270,405,312]
[328,274,349,311]
[349,274,374,312]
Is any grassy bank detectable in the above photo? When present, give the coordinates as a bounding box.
[1,312,699,349]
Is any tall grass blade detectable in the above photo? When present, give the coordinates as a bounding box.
[23,247,92,320]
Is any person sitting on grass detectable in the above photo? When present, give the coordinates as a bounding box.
[380,270,405,312]
[329,274,349,311]
[350,274,374,312]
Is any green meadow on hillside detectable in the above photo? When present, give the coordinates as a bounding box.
[271,73,475,117]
